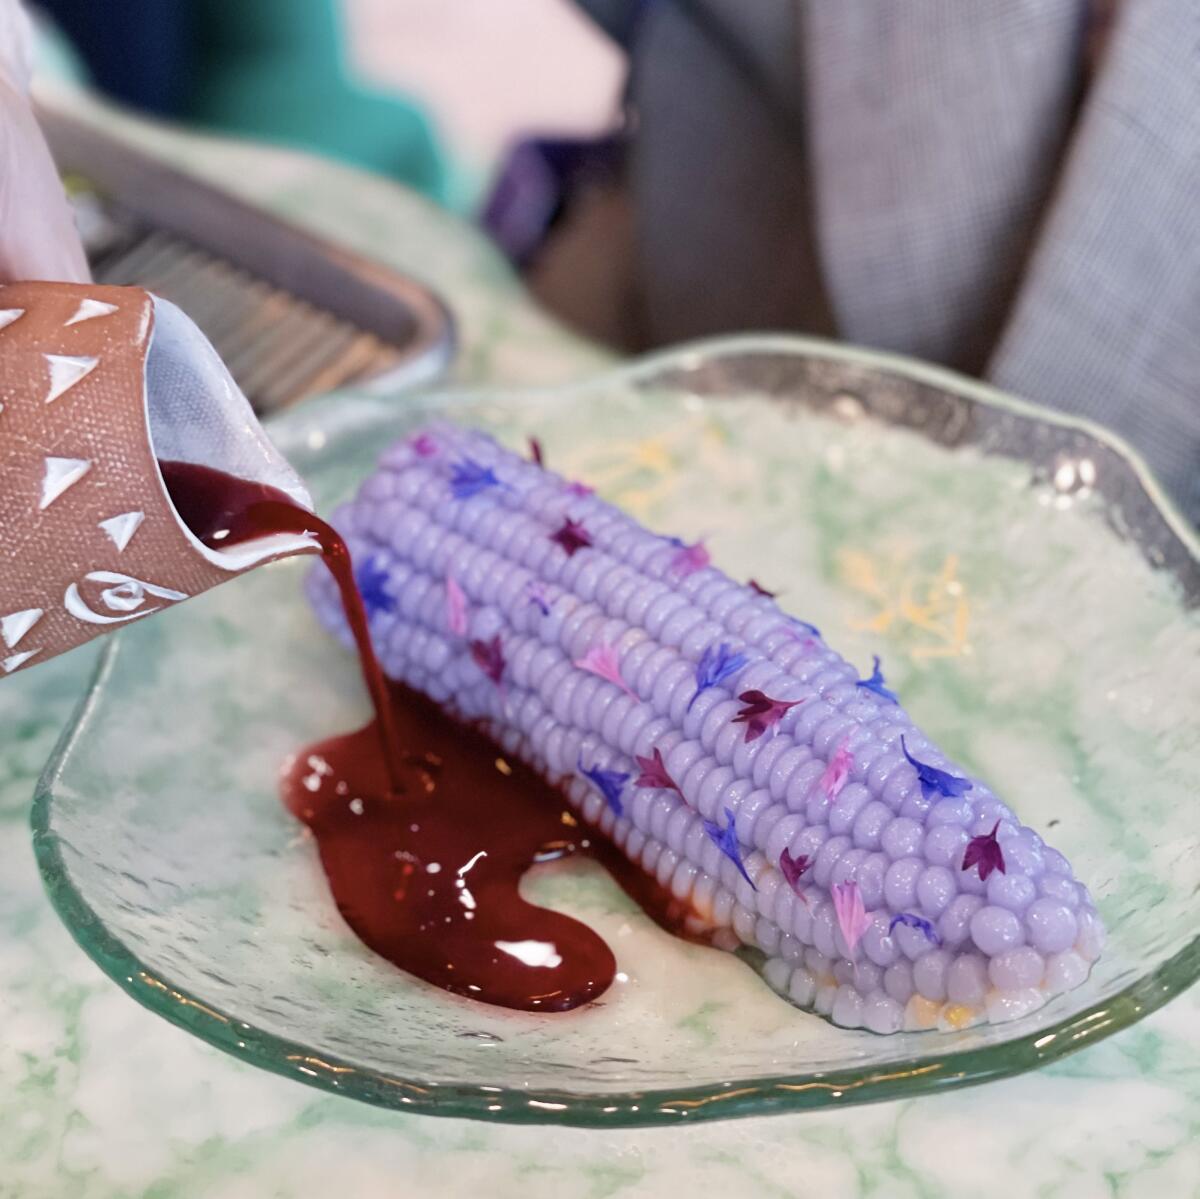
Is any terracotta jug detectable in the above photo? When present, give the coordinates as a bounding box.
[0,280,320,677]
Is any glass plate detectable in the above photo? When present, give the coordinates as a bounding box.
[32,337,1200,1126]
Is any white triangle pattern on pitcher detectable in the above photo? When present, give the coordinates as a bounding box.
[44,355,99,404]
[2,649,40,674]
[0,308,23,332]
[64,299,119,326]
[97,510,145,553]
[39,457,92,510]
[1,608,43,649]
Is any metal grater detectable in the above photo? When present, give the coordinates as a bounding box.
[38,106,455,414]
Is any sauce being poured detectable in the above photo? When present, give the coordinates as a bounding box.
[159,459,695,1011]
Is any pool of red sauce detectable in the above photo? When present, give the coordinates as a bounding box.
[160,460,697,1012]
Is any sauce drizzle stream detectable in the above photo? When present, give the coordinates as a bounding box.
[160,459,695,1011]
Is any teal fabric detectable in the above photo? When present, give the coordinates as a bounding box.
[184,0,455,207]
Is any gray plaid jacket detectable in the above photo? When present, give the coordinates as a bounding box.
[579,0,1199,522]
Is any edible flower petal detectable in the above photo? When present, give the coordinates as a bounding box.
[579,757,629,816]
[566,481,594,498]
[549,517,592,557]
[779,847,811,894]
[687,641,749,711]
[670,539,710,576]
[450,457,503,500]
[820,737,854,800]
[355,555,393,616]
[962,820,1006,882]
[733,689,802,742]
[445,575,468,637]
[573,643,636,698]
[526,581,551,616]
[831,881,871,955]
[855,654,899,703]
[469,635,506,687]
[410,432,438,457]
[889,913,943,946]
[634,747,680,793]
[900,735,972,800]
[703,806,757,890]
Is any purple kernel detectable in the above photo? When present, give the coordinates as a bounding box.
[828,783,872,835]
[883,857,922,909]
[881,816,924,860]
[852,800,893,850]
[986,871,1038,912]
[883,961,914,1003]
[813,835,852,888]
[923,824,969,868]
[913,949,951,1001]
[854,853,889,909]
[1038,873,1082,909]
[988,946,1045,991]
[863,993,904,1035]
[938,894,985,948]
[946,953,988,1006]
[915,865,957,917]
[969,905,1025,956]
[1025,898,1079,955]
[862,913,898,967]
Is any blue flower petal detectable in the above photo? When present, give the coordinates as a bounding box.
[856,654,899,704]
[703,806,757,891]
[688,641,749,712]
[900,736,972,800]
[450,458,503,500]
[579,758,629,816]
[355,555,394,616]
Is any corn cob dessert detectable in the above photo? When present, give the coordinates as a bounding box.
[307,422,1105,1034]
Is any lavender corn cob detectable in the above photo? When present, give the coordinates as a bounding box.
[308,423,1105,1034]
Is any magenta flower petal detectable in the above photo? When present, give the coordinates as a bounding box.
[469,635,505,687]
[732,689,802,742]
[634,748,680,793]
[962,820,1006,881]
[410,431,438,458]
[670,539,710,576]
[779,847,811,894]
[549,517,592,557]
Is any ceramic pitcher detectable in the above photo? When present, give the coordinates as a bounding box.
[0,280,320,677]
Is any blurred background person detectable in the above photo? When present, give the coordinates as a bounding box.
[527,0,1199,521]
[35,0,454,204]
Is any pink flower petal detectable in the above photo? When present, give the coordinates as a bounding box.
[820,737,854,801]
[671,540,711,576]
[831,881,871,956]
[445,575,468,637]
[573,643,636,698]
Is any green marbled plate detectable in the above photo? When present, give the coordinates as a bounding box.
[32,337,1200,1126]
